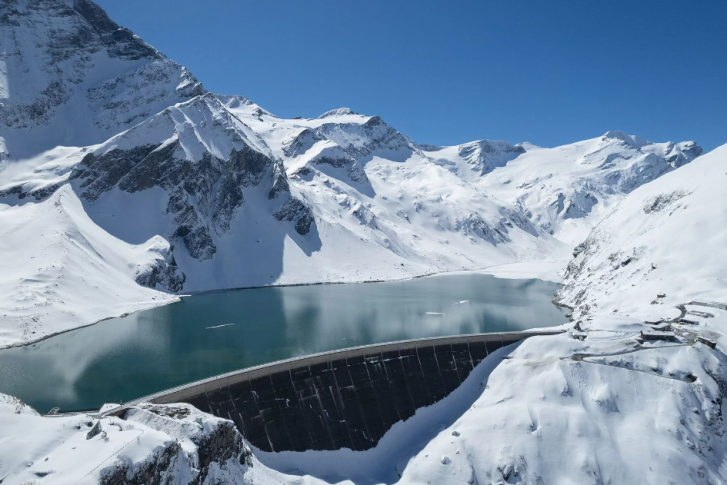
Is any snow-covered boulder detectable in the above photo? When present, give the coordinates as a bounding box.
[0,394,263,485]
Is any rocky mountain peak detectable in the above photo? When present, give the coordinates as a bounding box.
[601,130,649,148]
[70,93,313,263]
[458,139,526,175]
[0,0,205,155]
[318,107,356,118]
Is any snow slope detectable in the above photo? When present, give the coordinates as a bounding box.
[423,132,702,245]
[0,185,179,347]
[557,142,727,320]
[393,143,727,485]
[396,318,727,485]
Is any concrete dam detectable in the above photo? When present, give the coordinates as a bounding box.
[109,331,560,452]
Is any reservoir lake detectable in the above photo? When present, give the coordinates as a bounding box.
[0,273,567,412]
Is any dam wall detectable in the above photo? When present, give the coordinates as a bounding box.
[110,331,560,452]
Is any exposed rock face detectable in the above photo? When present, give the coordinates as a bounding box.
[135,245,186,292]
[268,162,291,199]
[0,181,63,200]
[288,139,371,188]
[72,142,274,260]
[69,94,314,262]
[99,403,253,485]
[313,156,370,184]
[457,139,526,176]
[283,115,415,161]
[273,196,315,235]
[0,0,204,150]
[100,440,186,485]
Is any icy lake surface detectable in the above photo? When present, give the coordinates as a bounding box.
[0,274,566,412]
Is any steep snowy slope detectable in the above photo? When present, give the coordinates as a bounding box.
[393,143,727,485]
[0,185,179,347]
[220,99,566,281]
[395,321,727,485]
[557,142,727,320]
[423,132,702,245]
[0,0,203,159]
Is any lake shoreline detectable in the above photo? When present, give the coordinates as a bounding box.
[0,261,565,351]
[0,272,567,412]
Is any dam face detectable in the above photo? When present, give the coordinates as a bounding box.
[119,332,557,452]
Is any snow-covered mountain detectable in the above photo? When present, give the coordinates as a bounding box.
[557,142,727,320]
[0,0,702,347]
[0,0,203,159]
[423,132,702,244]
[396,144,727,485]
[3,2,727,484]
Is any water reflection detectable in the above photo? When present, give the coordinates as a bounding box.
[0,274,566,412]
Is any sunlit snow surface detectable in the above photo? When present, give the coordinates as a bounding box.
[0,97,700,347]
[0,2,724,483]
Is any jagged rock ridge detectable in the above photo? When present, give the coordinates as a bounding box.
[0,0,204,155]
[70,94,314,261]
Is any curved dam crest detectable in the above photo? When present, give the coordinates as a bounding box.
[109,330,561,452]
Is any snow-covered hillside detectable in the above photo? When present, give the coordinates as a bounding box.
[0,185,179,347]
[394,144,727,485]
[557,142,727,320]
[423,132,702,245]
[0,0,702,348]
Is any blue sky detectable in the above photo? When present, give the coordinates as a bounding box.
[96,0,726,150]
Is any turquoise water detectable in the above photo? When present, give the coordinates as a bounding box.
[0,273,566,412]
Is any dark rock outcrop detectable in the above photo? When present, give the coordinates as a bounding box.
[99,403,253,485]
[135,252,186,293]
[71,141,283,260]
[273,197,315,236]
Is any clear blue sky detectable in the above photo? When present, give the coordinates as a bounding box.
[95,0,726,150]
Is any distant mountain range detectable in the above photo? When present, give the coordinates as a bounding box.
[0,0,703,347]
